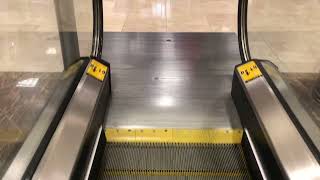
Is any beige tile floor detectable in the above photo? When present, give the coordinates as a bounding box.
[0,0,319,73]
[74,0,238,32]
[247,0,320,73]
[111,0,237,32]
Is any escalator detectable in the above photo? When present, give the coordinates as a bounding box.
[3,0,320,180]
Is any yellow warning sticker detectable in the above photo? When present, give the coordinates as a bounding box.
[237,61,262,82]
[87,59,108,81]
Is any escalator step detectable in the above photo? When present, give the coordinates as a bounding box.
[100,176,249,180]
[97,128,250,179]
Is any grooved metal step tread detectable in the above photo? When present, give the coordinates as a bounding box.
[98,128,250,179]
[98,143,250,179]
[100,175,250,180]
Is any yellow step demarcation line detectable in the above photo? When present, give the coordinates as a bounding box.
[104,169,247,177]
[105,128,243,144]
[0,129,23,143]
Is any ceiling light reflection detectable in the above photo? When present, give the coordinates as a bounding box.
[46,47,57,55]
[16,78,39,87]
[152,2,165,17]
[156,96,174,107]
[291,166,320,180]
[154,77,183,82]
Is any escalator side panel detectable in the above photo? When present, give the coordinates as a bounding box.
[32,59,110,180]
[232,60,320,179]
[73,60,111,179]
[231,69,282,179]
[258,61,320,163]
[3,60,88,180]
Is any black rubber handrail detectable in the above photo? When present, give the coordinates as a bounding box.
[238,0,251,63]
[91,0,104,59]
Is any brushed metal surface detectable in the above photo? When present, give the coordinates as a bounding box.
[262,62,320,154]
[102,33,242,129]
[32,65,102,180]
[244,76,320,179]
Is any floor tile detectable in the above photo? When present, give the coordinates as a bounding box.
[206,13,236,32]
[123,13,166,32]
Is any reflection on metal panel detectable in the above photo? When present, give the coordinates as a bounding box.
[244,76,320,179]
[16,78,39,87]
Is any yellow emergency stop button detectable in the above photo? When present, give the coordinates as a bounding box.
[237,61,262,82]
[87,59,108,81]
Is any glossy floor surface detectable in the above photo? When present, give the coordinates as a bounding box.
[247,0,320,73]
[102,33,242,128]
[100,0,238,32]
[1,0,320,73]
[1,0,238,33]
